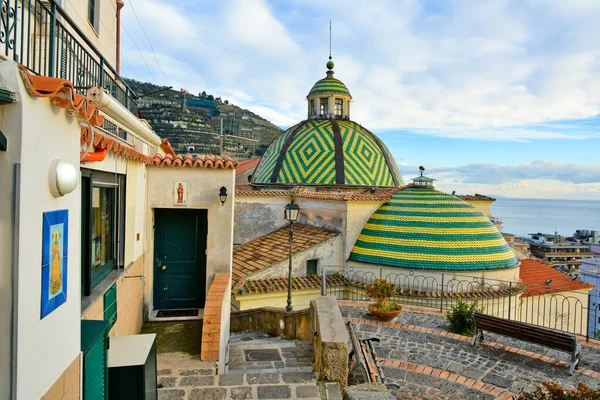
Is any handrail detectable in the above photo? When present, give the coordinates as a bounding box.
[48,0,138,99]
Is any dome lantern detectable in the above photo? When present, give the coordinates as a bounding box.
[306,58,352,120]
[411,166,436,189]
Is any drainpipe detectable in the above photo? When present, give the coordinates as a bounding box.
[80,149,107,163]
[116,0,125,74]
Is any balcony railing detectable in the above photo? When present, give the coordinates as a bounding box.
[1,0,137,113]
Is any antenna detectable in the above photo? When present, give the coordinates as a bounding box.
[329,21,332,60]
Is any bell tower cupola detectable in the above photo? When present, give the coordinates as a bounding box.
[306,57,352,120]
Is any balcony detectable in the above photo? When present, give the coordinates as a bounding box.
[1,0,137,113]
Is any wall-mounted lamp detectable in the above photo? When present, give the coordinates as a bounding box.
[219,186,228,206]
[49,159,79,197]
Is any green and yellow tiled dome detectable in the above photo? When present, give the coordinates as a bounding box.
[308,76,351,97]
[349,187,519,270]
[251,119,403,187]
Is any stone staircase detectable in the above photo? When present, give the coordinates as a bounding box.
[158,332,343,400]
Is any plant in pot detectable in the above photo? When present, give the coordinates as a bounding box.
[366,278,402,321]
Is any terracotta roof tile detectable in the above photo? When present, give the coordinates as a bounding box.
[81,126,151,164]
[151,153,237,169]
[233,274,346,295]
[234,184,413,201]
[160,138,176,156]
[457,194,496,202]
[235,157,261,175]
[519,259,594,296]
[232,224,340,282]
[19,65,103,126]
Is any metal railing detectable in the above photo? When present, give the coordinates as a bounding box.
[1,0,137,112]
[322,265,597,339]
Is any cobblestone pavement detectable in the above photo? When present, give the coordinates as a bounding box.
[341,306,600,399]
[158,332,320,400]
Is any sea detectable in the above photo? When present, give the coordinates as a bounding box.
[491,197,600,238]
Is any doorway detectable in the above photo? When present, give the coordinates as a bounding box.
[153,208,208,310]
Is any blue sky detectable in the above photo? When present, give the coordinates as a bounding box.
[120,0,600,199]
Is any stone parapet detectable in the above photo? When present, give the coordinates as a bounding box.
[201,274,231,362]
[310,295,349,388]
[230,307,311,341]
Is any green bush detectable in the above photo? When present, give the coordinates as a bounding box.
[365,278,402,312]
[446,299,482,336]
[516,382,600,399]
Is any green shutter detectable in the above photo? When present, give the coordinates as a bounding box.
[307,260,318,275]
[81,320,110,400]
[104,283,117,327]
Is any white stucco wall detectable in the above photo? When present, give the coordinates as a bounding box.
[0,61,23,400]
[344,201,383,260]
[146,167,235,314]
[2,62,82,400]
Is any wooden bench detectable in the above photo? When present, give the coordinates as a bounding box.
[471,313,581,375]
[347,322,399,389]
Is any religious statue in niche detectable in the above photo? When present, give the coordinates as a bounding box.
[174,181,188,206]
[41,210,69,318]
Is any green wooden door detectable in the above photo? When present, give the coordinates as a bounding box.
[153,209,207,310]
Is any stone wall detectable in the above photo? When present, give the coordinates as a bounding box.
[230,307,311,341]
[310,296,349,388]
[201,274,232,363]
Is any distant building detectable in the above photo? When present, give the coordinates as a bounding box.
[529,239,594,277]
[580,257,600,338]
[502,233,530,260]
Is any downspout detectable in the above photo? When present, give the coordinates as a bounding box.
[116,0,125,74]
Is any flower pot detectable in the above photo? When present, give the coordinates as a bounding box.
[369,307,403,322]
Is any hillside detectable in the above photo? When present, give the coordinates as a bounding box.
[124,78,282,158]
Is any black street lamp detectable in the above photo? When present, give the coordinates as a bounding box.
[284,200,300,312]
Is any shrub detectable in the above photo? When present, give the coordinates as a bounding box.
[446,299,482,336]
[515,382,600,400]
[365,278,397,308]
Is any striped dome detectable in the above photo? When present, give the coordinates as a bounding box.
[349,187,519,270]
[308,77,351,97]
[251,119,403,187]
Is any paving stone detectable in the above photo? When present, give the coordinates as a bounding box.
[158,389,185,400]
[445,361,465,374]
[157,377,177,389]
[179,369,213,376]
[219,374,245,386]
[281,372,315,383]
[229,386,253,400]
[179,375,215,387]
[257,385,292,399]
[482,373,514,389]
[246,372,281,384]
[296,385,320,398]
[189,387,227,400]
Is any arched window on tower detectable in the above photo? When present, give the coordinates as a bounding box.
[335,99,343,115]
[310,99,316,116]
[320,98,328,115]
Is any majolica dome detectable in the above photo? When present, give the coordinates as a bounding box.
[349,176,519,270]
[251,60,403,187]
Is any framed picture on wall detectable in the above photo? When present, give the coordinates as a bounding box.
[41,210,69,319]
[174,181,188,206]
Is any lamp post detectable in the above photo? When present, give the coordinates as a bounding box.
[284,200,300,312]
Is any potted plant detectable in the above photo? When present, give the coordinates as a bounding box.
[366,278,402,321]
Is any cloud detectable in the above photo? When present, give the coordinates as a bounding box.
[403,160,600,185]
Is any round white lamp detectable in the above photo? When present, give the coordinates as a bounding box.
[49,159,79,197]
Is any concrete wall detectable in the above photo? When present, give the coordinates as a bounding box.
[230,307,311,341]
[344,202,382,260]
[146,167,235,315]
[0,62,23,399]
[1,62,83,400]
[296,198,346,232]
[235,289,323,311]
[234,196,291,245]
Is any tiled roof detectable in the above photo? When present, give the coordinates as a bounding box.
[233,274,346,295]
[81,126,152,164]
[234,184,411,201]
[236,157,261,175]
[349,187,519,271]
[151,153,236,169]
[19,65,104,126]
[160,138,176,156]
[519,259,594,296]
[457,194,496,202]
[232,224,340,282]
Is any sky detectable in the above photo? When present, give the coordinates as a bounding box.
[120,0,600,200]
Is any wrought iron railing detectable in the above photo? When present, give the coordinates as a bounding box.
[322,265,596,339]
[1,0,137,112]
